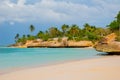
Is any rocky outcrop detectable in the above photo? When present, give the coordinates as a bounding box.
[67,41,93,47]
[27,38,68,48]
[95,33,120,54]
[27,40,93,48]
[12,37,93,48]
[98,33,117,44]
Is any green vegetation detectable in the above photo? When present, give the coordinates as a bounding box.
[107,11,120,41]
[29,25,35,32]
[15,11,120,44]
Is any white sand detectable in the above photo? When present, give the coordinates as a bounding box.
[0,56,120,80]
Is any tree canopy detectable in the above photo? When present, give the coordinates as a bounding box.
[29,25,35,32]
[108,11,120,31]
[15,11,120,43]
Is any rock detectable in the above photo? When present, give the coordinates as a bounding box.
[99,33,117,44]
[95,33,120,54]
[12,37,93,48]
[68,41,93,47]
[95,41,120,52]
[27,40,93,48]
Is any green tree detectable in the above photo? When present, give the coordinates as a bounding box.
[109,20,119,31]
[49,27,61,38]
[36,30,50,41]
[15,33,19,42]
[27,35,35,40]
[108,11,120,31]
[82,23,96,40]
[83,23,96,32]
[29,25,35,32]
[86,32,100,41]
[17,35,27,44]
[67,24,80,40]
[114,11,120,40]
[94,28,104,36]
[61,24,69,36]
[37,31,44,38]
[116,11,120,23]
[107,11,120,40]
[84,23,90,31]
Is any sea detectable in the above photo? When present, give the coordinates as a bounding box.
[0,47,103,71]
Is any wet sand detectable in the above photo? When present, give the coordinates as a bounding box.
[0,56,120,80]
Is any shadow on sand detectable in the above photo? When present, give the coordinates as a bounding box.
[97,52,120,56]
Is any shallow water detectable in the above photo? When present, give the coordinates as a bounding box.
[0,47,101,70]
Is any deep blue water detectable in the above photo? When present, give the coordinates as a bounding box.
[0,47,101,70]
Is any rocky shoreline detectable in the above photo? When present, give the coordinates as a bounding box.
[94,33,120,54]
[10,33,120,54]
[10,38,93,48]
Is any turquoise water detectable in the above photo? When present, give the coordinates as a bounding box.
[0,47,101,71]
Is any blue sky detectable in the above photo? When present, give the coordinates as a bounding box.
[0,0,120,45]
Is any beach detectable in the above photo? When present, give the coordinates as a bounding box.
[0,56,120,80]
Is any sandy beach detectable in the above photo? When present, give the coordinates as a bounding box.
[0,56,120,80]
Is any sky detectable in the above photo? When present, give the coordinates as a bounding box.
[0,0,120,45]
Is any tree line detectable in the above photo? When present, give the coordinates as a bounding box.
[15,11,120,44]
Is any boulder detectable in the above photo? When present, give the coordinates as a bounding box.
[95,33,120,54]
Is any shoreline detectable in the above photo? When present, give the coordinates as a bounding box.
[0,47,100,75]
[0,56,120,80]
[0,55,100,75]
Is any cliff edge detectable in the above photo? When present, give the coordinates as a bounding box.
[95,33,120,54]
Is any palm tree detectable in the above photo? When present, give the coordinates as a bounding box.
[68,24,80,40]
[116,11,120,36]
[116,11,120,23]
[109,20,119,31]
[29,25,35,32]
[15,33,19,42]
[61,24,69,36]
[49,27,61,38]
[37,31,44,38]
[84,23,91,32]
[108,11,120,32]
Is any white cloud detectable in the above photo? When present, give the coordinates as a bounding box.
[0,0,120,26]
